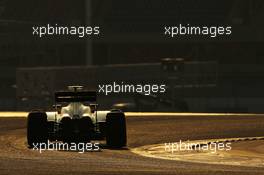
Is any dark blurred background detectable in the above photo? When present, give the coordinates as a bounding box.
[0,0,264,112]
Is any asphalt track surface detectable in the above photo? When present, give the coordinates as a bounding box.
[1,113,264,175]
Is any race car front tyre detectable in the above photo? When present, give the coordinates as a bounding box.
[106,112,127,148]
[27,111,48,148]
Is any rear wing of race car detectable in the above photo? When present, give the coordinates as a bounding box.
[55,91,97,103]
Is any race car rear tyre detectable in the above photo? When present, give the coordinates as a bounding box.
[79,117,93,143]
[27,111,48,148]
[61,117,73,143]
[106,112,127,148]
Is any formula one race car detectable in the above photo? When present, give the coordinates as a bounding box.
[27,86,126,148]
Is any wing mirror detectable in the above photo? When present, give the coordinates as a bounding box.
[53,104,62,114]
[90,104,98,113]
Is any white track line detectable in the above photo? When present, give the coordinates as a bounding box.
[0,112,28,118]
[1,112,264,118]
[125,112,264,117]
